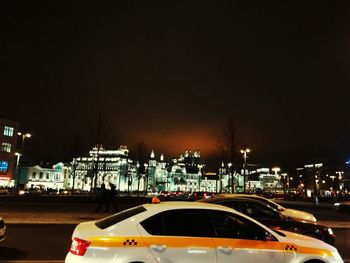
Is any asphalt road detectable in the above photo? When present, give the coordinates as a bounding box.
[0,225,349,262]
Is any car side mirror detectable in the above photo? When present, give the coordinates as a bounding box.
[263,232,277,241]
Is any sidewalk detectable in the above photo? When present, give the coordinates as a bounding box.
[2,210,104,224]
[2,206,349,228]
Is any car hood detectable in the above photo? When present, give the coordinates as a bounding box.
[281,208,316,222]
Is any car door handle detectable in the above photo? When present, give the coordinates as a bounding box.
[217,246,233,254]
[150,244,167,252]
[188,247,208,254]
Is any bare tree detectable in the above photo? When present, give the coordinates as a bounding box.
[217,116,242,166]
[217,116,243,192]
[130,141,150,196]
[90,108,117,189]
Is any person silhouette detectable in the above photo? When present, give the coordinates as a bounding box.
[108,182,118,212]
[95,183,109,212]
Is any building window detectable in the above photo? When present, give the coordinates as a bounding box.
[39,172,43,180]
[46,173,49,179]
[3,126,14,137]
[32,172,36,179]
[1,142,11,153]
[0,161,9,172]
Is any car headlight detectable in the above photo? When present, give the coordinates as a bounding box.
[327,227,334,236]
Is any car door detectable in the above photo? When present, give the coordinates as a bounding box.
[208,210,285,263]
[139,209,217,263]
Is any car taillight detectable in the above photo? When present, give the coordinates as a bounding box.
[70,237,90,256]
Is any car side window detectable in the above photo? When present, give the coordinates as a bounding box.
[140,209,214,237]
[208,210,275,241]
[219,201,243,212]
[242,202,280,221]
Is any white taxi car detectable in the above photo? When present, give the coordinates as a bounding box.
[65,199,343,263]
[0,216,5,242]
[216,194,317,223]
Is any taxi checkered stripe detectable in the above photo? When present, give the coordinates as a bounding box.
[87,236,332,257]
[285,244,297,252]
[123,239,138,246]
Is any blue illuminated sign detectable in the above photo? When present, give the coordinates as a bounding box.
[0,161,8,172]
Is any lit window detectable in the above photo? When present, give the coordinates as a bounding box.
[0,161,8,172]
[3,126,14,137]
[1,142,11,153]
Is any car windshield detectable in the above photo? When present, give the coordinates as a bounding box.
[95,205,146,229]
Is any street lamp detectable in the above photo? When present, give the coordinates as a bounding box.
[15,152,22,189]
[281,172,288,196]
[228,162,233,193]
[17,132,32,146]
[15,132,32,191]
[271,167,281,195]
[144,163,148,195]
[136,163,140,196]
[240,148,250,193]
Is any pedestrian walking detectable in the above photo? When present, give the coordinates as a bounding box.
[108,182,118,212]
[95,183,109,212]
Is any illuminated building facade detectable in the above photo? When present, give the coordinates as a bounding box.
[21,162,68,190]
[0,117,19,187]
[19,145,288,194]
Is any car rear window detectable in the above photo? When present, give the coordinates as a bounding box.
[95,206,147,229]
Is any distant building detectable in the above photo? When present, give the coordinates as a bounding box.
[19,145,287,195]
[0,117,19,187]
[20,162,69,191]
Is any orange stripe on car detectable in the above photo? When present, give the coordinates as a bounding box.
[87,236,332,256]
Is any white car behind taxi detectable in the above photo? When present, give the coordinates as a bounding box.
[216,194,317,223]
[66,199,343,263]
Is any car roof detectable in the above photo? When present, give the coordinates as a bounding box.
[215,193,269,199]
[142,200,234,211]
[198,195,272,206]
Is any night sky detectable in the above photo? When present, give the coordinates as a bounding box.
[1,1,350,169]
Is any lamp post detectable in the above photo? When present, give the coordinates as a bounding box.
[281,172,288,197]
[329,175,336,192]
[272,167,281,193]
[144,163,148,196]
[219,161,225,193]
[15,132,31,191]
[240,148,250,193]
[136,163,140,196]
[127,159,132,196]
[15,152,22,190]
[71,158,77,196]
[228,162,233,193]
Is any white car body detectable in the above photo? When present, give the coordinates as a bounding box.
[65,201,342,263]
[217,194,317,223]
